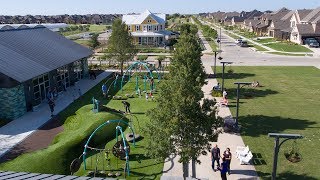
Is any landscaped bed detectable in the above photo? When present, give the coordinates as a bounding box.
[214,66,320,179]
[264,42,313,53]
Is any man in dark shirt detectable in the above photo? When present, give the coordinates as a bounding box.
[122,101,131,113]
[211,144,221,171]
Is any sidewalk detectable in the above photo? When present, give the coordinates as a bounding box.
[162,36,258,179]
[0,71,112,157]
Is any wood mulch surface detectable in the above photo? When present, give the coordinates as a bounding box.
[0,116,64,163]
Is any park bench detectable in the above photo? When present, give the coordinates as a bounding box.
[239,151,253,165]
[236,145,250,159]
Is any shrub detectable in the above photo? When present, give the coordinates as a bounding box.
[137,55,148,61]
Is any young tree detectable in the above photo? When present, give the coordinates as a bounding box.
[106,19,137,75]
[145,31,223,177]
[89,33,100,49]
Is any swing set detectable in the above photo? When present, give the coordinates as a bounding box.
[81,119,137,177]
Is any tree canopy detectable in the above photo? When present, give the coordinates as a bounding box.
[106,19,137,74]
[145,28,223,174]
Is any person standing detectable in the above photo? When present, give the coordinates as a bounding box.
[218,157,229,180]
[223,148,232,175]
[223,89,228,99]
[211,144,221,171]
[122,101,131,113]
[48,99,55,117]
[102,84,107,98]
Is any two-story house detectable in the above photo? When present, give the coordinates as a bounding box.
[122,10,175,46]
[290,8,320,44]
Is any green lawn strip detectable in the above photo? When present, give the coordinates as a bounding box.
[254,38,277,44]
[267,52,311,57]
[208,41,218,51]
[252,44,268,51]
[225,32,240,40]
[74,40,91,47]
[214,66,320,179]
[89,24,108,32]
[0,75,127,174]
[265,43,313,53]
[62,30,84,36]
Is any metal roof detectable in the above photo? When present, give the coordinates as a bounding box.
[0,23,68,32]
[0,27,92,82]
[0,171,115,180]
[122,10,166,25]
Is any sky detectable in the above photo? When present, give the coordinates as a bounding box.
[1,0,320,15]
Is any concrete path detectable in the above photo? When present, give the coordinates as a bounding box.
[198,30,213,54]
[162,36,258,180]
[0,72,112,157]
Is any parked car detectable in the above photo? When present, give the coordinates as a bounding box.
[304,38,320,47]
[239,41,248,47]
[235,39,243,45]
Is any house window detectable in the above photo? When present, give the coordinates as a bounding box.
[136,25,140,31]
[154,26,157,31]
[143,25,147,31]
[148,19,152,23]
[128,25,131,31]
[148,25,151,31]
[291,21,296,27]
[160,25,162,30]
[293,35,298,40]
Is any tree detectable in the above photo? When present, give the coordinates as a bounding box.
[179,24,198,35]
[145,31,223,178]
[89,33,100,49]
[106,19,137,75]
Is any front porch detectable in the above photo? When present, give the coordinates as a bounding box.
[133,36,164,46]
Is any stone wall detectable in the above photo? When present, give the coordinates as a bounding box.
[0,84,26,121]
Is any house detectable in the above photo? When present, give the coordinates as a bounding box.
[242,19,260,32]
[234,10,263,27]
[267,10,294,39]
[290,8,320,44]
[254,8,291,36]
[222,12,240,26]
[0,25,92,120]
[122,10,176,46]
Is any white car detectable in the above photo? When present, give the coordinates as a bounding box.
[235,39,243,44]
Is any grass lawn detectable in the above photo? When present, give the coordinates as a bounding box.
[265,43,313,53]
[267,52,312,57]
[0,73,164,179]
[74,40,91,47]
[208,39,218,51]
[252,44,268,51]
[254,38,277,44]
[89,24,109,33]
[214,66,320,179]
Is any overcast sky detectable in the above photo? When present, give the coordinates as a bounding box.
[1,0,320,15]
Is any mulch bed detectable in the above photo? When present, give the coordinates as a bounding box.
[0,116,63,163]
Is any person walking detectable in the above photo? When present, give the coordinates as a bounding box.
[223,148,232,174]
[102,84,107,98]
[211,144,221,171]
[122,101,131,113]
[223,89,228,100]
[48,99,55,117]
[218,157,229,180]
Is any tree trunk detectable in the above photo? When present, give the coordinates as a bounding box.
[120,61,124,75]
[182,161,189,179]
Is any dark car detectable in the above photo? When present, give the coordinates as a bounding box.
[239,41,248,47]
[304,38,320,48]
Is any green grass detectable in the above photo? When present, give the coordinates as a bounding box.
[252,44,268,51]
[208,40,218,51]
[75,76,164,179]
[214,66,320,179]
[0,74,164,179]
[254,38,277,44]
[267,52,312,57]
[74,40,91,47]
[89,25,109,33]
[265,42,313,53]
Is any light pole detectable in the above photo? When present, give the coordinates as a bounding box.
[213,50,222,76]
[220,61,233,92]
[234,82,252,128]
[268,133,303,180]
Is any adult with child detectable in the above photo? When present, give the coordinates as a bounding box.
[211,144,221,171]
[48,98,55,117]
[223,148,232,175]
[218,157,229,180]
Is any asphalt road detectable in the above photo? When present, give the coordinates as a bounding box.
[201,28,320,69]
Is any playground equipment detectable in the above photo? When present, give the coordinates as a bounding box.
[82,119,136,177]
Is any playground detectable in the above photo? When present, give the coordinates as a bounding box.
[214,66,320,179]
[0,62,165,179]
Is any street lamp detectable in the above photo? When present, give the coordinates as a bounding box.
[220,61,233,92]
[268,133,303,180]
[213,50,222,76]
[234,82,252,129]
